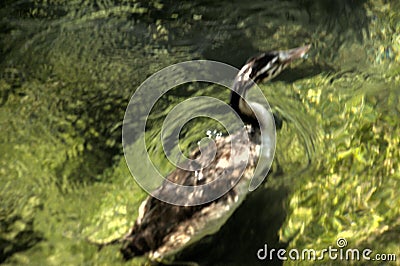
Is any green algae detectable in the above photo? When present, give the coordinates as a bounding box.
[1,0,400,265]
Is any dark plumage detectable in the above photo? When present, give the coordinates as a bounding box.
[120,45,311,261]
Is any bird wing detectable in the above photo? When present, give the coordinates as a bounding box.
[121,131,259,260]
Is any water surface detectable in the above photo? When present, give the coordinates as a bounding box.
[1,0,399,265]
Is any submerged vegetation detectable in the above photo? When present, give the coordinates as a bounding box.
[0,0,399,264]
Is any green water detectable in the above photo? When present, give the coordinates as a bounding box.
[1,0,399,265]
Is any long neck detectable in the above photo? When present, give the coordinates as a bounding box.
[230,61,276,192]
[230,54,274,126]
[230,79,262,128]
[230,70,259,125]
[230,78,274,150]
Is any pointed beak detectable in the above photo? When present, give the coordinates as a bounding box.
[277,44,311,64]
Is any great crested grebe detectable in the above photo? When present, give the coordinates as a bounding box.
[120,45,311,261]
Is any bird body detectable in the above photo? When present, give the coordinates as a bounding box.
[122,126,260,260]
[120,45,311,261]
